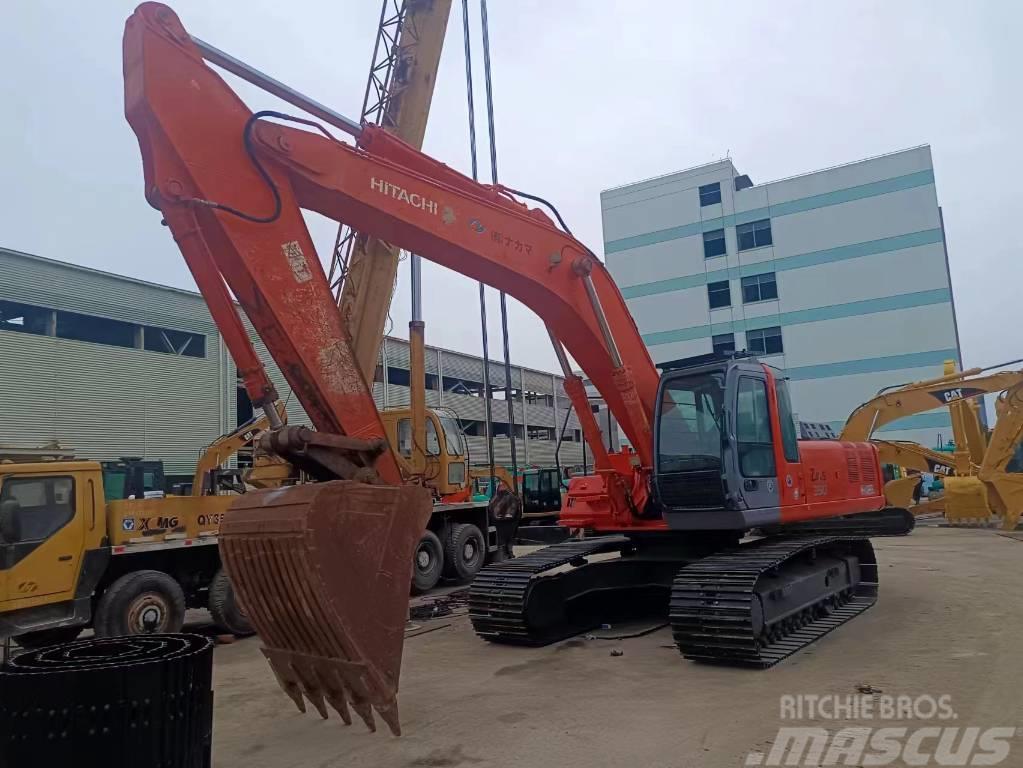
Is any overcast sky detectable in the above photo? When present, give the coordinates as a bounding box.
[1,0,1019,374]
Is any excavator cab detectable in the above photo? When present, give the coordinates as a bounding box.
[654,354,801,531]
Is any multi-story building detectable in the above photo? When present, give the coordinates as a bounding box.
[601,145,961,448]
[0,248,585,477]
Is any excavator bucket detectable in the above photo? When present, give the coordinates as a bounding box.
[943,476,993,526]
[219,480,433,736]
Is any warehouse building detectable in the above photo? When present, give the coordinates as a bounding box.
[0,248,585,478]
[601,145,961,448]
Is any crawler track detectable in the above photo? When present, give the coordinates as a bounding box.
[469,536,633,645]
[670,536,878,667]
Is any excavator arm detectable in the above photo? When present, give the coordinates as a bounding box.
[840,364,1023,445]
[190,400,286,495]
[124,2,660,735]
[124,4,658,474]
[978,384,1023,529]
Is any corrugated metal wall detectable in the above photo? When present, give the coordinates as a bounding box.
[0,248,589,475]
[0,249,229,474]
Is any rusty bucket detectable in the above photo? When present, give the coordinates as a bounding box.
[219,480,433,735]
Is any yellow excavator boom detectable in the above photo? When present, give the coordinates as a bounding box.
[841,360,1023,529]
[191,401,286,495]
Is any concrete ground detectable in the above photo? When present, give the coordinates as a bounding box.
[211,527,1023,768]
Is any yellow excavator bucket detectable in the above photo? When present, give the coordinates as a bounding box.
[943,476,993,526]
[219,480,433,736]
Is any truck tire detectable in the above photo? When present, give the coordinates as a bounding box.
[411,530,444,594]
[443,523,486,582]
[94,570,186,637]
[208,568,254,637]
[14,625,83,650]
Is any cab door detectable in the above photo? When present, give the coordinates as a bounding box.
[730,371,781,511]
[0,473,85,607]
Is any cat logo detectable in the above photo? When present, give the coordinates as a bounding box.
[930,386,984,404]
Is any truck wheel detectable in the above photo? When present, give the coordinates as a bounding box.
[443,523,486,582]
[209,568,254,637]
[15,625,83,649]
[94,570,186,637]
[411,530,444,594]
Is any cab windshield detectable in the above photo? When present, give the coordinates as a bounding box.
[657,371,726,473]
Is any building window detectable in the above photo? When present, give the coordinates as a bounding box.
[746,326,783,355]
[698,182,721,207]
[741,272,778,303]
[57,310,137,349]
[707,280,731,310]
[702,229,726,259]
[712,333,735,356]
[0,299,206,358]
[737,218,773,251]
[143,325,206,358]
[0,300,53,336]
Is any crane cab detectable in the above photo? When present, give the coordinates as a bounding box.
[653,354,886,531]
[379,407,469,496]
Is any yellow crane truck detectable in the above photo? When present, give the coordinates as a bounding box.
[0,458,247,649]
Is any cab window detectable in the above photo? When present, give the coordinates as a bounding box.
[0,476,75,544]
[774,378,800,463]
[103,468,127,501]
[397,419,413,457]
[736,378,776,477]
[397,419,441,457]
[425,420,440,456]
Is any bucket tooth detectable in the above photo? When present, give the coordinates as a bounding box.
[377,700,402,737]
[350,697,377,733]
[322,675,353,726]
[263,650,307,713]
[219,480,433,736]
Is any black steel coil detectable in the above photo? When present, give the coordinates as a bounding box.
[0,633,214,768]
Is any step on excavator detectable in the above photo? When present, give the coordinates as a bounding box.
[123,3,912,736]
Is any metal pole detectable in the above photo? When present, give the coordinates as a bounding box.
[581,274,623,368]
[499,295,519,494]
[409,245,428,474]
[191,37,362,138]
[479,0,518,495]
[461,0,497,487]
[411,254,423,321]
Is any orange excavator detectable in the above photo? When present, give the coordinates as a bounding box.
[124,3,913,736]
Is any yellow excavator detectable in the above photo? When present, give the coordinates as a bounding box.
[190,400,288,495]
[840,359,1023,529]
